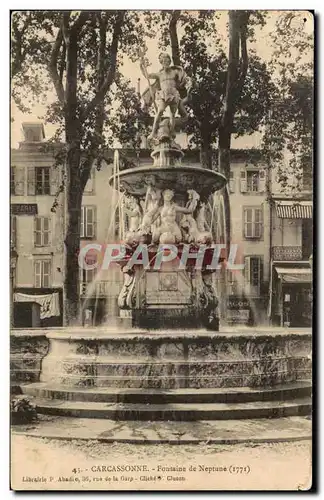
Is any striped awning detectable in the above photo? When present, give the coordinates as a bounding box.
[275,201,313,219]
[275,266,312,284]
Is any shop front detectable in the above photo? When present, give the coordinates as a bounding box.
[270,265,312,327]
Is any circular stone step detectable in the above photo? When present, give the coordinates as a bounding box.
[22,381,312,404]
[31,397,311,421]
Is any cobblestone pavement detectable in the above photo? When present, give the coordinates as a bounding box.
[11,434,312,491]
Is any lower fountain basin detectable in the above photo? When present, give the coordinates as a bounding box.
[9,328,311,389]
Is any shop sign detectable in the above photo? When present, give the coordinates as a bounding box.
[227,297,250,310]
[11,203,38,215]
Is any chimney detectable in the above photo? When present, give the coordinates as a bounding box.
[21,122,45,143]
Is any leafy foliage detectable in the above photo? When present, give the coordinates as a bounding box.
[261,12,314,193]
[150,11,275,171]
[11,10,152,323]
[11,395,37,425]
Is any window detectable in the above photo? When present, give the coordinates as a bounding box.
[246,171,259,192]
[244,207,263,239]
[34,217,51,246]
[34,260,51,288]
[240,168,266,193]
[28,167,51,195]
[36,167,50,195]
[81,206,96,238]
[11,167,16,195]
[244,256,262,296]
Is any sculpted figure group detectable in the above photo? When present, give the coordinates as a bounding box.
[123,179,213,247]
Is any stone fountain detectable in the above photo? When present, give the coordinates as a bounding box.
[11,51,311,426]
[109,51,227,331]
[110,157,226,331]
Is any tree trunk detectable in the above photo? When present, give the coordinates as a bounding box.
[64,146,82,324]
[218,11,243,252]
[169,11,181,66]
[216,11,244,322]
[200,138,213,170]
[63,24,82,325]
[218,130,232,253]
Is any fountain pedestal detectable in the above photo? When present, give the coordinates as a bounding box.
[116,246,220,330]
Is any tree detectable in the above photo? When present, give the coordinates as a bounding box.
[11,10,150,324]
[156,10,274,247]
[261,12,314,193]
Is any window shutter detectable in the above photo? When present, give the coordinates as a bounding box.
[34,217,42,246]
[27,167,36,195]
[34,261,41,287]
[254,209,263,238]
[80,207,85,238]
[86,207,94,238]
[10,166,15,195]
[258,257,263,292]
[240,169,247,193]
[43,217,50,246]
[43,261,51,288]
[244,256,251,295]
[92,206,97,238]
[11,215,17,248]
[50,167,60,195]
[229,171,235,193]
[259,169,266,192]
[15,167,25,195]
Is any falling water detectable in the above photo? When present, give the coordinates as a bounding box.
[227,269,260,328]
[81,150,126,326]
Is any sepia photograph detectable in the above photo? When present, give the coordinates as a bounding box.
[10,8,314,491]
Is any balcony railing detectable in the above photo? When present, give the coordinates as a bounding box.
[272,246,303,261]
[80,280,121,298]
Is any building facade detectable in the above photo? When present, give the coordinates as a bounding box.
[268,163,313,327]
[12,122,304,328]
[226,151,270,325]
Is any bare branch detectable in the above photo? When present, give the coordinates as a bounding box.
[11,13,33,77]
[59,40,66,84]
[48,27,65,104]
[84,11,125,117]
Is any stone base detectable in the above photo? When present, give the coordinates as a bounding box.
[11,328,312,421]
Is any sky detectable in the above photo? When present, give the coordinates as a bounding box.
[11,10,313,149]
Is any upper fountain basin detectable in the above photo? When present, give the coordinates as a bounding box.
[109,165,227,198]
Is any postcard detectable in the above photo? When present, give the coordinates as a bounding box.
[10,9,313,491]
